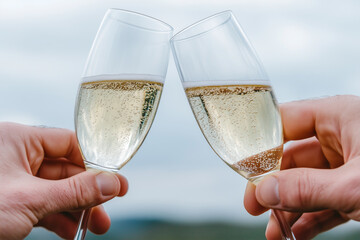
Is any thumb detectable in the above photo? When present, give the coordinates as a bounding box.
[33,170,120,217]
[255,167,350,212]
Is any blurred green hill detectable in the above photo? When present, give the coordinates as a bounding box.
[26,218,360,240]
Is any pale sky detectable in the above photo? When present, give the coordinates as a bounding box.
[1,0,360,238]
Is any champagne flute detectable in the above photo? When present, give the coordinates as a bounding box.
[171,11,295,240]
[74,9,173,240]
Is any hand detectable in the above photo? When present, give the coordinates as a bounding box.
[244,95,360,240]
[0,122,128,240]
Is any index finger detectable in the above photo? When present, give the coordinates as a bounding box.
[33,126,84,167]
[280,100,317,142]
[280,96,349,141]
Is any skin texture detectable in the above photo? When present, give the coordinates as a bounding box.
[0,122,128,240]
[244,95,360,240]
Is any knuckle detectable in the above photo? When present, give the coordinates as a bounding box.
[68,177,100,209]
[283,169,317,209]
[297,171,313,207]
[301,170,326,208]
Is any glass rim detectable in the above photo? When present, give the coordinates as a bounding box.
[171,10,233,42]
[107,8,174,33]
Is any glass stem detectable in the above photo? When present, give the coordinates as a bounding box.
[272,209,296,240]
[74,208,91,240]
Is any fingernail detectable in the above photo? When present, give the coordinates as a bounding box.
[258,176,280,206]
[96,172,117,196]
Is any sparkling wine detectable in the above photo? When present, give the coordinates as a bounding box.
[75,74,163,171]
[185,82,283,182]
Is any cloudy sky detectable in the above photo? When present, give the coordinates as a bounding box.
[1,0,360,237]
